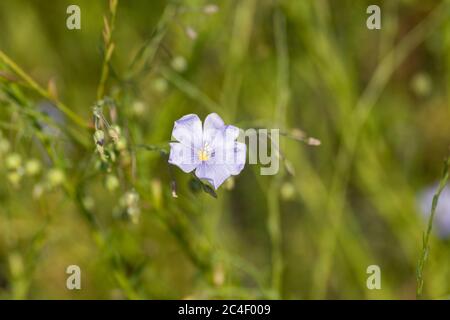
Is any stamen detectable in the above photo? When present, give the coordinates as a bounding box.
[198,143,210,161]
[198,149,209,161]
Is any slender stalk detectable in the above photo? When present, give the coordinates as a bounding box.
[416,156,450,298]
[97,0,118,100]
[265,7,289,298]
[127,3,177,79]
[0,49,87,128]
[160,67,221,112]
[312,1,449,298]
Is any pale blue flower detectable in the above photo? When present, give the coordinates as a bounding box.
[168,113,246,189]
[418,183,450,239]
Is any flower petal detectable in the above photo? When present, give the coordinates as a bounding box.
[168,142,199,173]
[169,113,246,189]
[225,141,246,175]
[203,113,226,145]
[208,125,239,150]
[195,162,231,190]
[223,125,240,140]
[207,125,245,167]
[204,113,225,131]
[171,114,202,150]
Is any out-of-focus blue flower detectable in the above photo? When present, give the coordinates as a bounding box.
[418,183,450,239]
[38,101,65,136]
[168,113,246,189]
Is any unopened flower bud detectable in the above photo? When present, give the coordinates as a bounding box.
[46,168,65,187]
[0,138,10,154]
[115,137,127,151]
[128,207,140,224]
[108,125,121,143]
[33,183,44,199]
[203,4,219,15]
[185,26,198,40]
[105,174,119,191]
[125,191,139,207]
[131,101,146,116]
[411,72,432,97]
[153,78,168,93]
[6,153,22,170]
[280,182,296,200]
[307,137,321,146]
[25,159,41,176]
[94,130,105,146]
[171,56,187,72]
[7,172,21,187]
[82,196,95,210]
[120,190,140,223]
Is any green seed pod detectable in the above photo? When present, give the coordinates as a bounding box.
[6,153,22,170]
[153,78,168,93]
[280,182,296,200]
[0,138,10,155]
[94,130,105,146]
[411,72,432,97]
[108,125,121,143]
[131,101,146,116]
[7,171,21,187]
[82,196,95,210]
[171,56,187,72]
[115,137,127,151]
[124,190,139,207]
[32,183,44,199]
[128,206,140,224]
[25,159,41,176]
[46,168,65,188]
[105,174,120,191]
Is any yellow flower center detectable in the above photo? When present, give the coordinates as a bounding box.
[198,149,210,161]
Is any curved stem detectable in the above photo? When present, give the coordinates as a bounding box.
[416,157,450,298]
[0,49,87,128]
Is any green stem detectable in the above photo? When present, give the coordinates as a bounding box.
[416,157,450,298]
[265,6,289,298]
[267,179,283,297]
[0,49,87,128]
[97,0,118,100]
[312,1,449,298]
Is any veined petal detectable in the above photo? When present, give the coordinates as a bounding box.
[169,113,246,189]
[204,113,225,132]
[208,125,245,166]
[203,113,225,145]
[223,125,240,140]
[195,162,231,190]
[209,125,240,151]
[171,114,202,150]
[225,141,246,175]
[168,142,199,173]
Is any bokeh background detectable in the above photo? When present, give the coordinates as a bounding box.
[0,0,449,299]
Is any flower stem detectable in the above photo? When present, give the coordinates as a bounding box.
[97,0,118,100]
[0,49,87,128]
[416,156,450,298]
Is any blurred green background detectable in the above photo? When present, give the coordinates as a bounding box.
[0,0,449,299]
